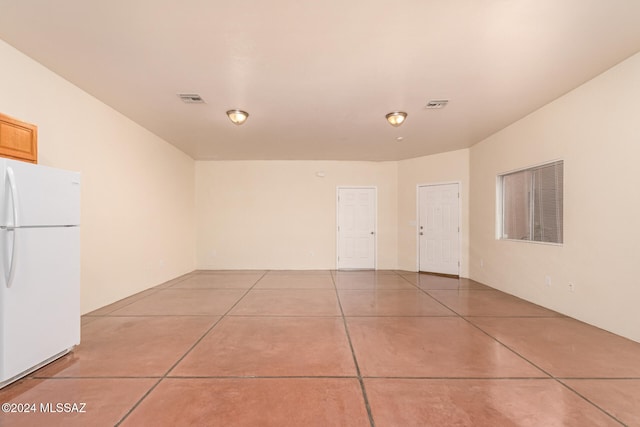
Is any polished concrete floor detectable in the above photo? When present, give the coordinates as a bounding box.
[1,270,639,426]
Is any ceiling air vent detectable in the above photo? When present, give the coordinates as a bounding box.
[425,99,448,109]
[178,93,205,104]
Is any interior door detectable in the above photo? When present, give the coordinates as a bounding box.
[337,187,376,269]
[418,183,460,275]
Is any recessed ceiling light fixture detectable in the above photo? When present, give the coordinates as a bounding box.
[385,111,407,127]
[226,109,249,125]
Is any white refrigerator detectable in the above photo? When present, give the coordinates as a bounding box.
[0,158,80,388]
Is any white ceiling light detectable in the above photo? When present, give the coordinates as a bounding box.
[226,109,249,125]
[385,111,407,127]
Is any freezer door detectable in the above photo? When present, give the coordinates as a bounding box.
[0,227,80,383]
[2,159,80,227]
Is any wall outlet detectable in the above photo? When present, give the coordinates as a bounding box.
[545,276,551,287]
[568,282,575,292]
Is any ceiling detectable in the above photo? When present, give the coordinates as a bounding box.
[1,1,640,161]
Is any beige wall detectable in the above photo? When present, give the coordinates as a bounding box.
[470,52,640,343]
[196,160,397,269]
[0,40,196,314]
[5,37,639,343]
[397,150,470,275]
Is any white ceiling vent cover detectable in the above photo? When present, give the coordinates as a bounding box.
[178,94,205,103]
[425,100,449,109]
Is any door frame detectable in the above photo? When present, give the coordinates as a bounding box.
[415,181,462,274]
[336,186,378,270]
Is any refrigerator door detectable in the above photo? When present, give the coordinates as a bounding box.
[2,159,80,227]
[0,226,80,383]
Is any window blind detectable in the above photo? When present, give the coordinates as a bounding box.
[500,160,563,244]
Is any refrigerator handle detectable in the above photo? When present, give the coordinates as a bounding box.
[5,167,18,288]
[6,167,19,228]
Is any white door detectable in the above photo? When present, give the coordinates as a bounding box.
[337,187,376,269]
[418,183,460,275]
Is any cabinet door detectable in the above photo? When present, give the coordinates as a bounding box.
[0,113,38,164]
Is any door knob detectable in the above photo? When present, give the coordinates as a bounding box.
[370,231,375,235]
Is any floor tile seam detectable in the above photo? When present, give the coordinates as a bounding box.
[417,288,496,291]
[457,316,626,424]
[413,286,465,318]
[344,314,459,318]
[462,315,566,319]
[159,270,269,378]
[396,272,422,290]
[168,271,268,290]
[459,317,555,378]
[331,273,376,427]
[251,270,276,289]
[420,291,560,318]
[114,378,163,426]
[421,288,504,292]
[150,288,252,292]
[426,288,568,317]
[85,289,162,316]
[361,376,560,381]
[337,289,449,293]
[250,287,336,290]
[167,286,258,290]
[164,375,361,380]
[457,303,636,425]
[224,314,459,318]
[32,374,640,381]
[86,313,566,319]
[331,282,365,380]
[86,314,232,317]
[555,378,628,426]
[242,288,343,291]
[162,273,197,288]
[334,287,422,290]
[556,377,640,380]
[30,375,166,380]
[113,271,273,426]
[361,377,633,425]
[226,314,343,318]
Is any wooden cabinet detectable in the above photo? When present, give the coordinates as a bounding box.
[0,113,38,163]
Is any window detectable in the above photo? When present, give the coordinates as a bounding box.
[499,161,563,243]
